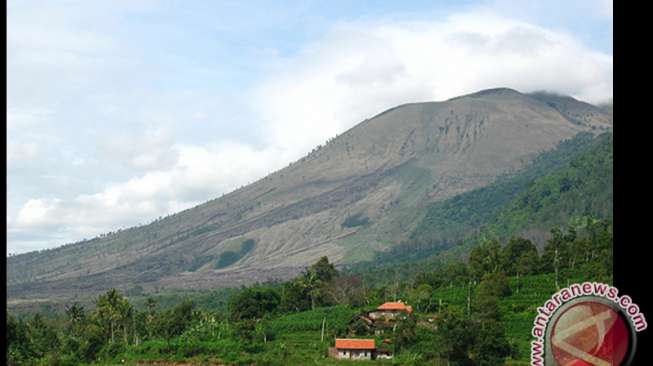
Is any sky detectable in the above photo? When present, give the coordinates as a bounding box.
[7,0,613,255]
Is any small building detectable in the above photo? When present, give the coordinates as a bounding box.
[330,338,376,360]
[367,301,413,324]
[348,301,415,336]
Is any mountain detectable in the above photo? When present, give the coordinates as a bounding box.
[7,88,612,302]
[352,131,612,276]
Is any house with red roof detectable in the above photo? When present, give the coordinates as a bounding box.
[330,338,376,360]
[367,301,413,323]
[347,300,414,336]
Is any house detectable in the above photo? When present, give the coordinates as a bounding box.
[368,301,413,323]
[348,301,414,336]
[330,338,376,360]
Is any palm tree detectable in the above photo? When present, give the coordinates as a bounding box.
[145,297,157,338]
[96,289,131,344]
[65,302,85,336]
[118,301,134,344]
[298,271,321,310]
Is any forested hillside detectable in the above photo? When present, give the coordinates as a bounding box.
[488,133,612,238]
[354,132,612,273]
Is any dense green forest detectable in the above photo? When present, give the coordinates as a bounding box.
[7,219,612,366]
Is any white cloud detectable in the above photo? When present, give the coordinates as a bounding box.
[8,141,289,251]
[98,128,179,171]
[16,199,60,227]
[255,14,612,159]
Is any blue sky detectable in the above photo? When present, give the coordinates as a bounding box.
[7,0,612,254]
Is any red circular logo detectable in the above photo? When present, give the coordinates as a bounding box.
[551,301,630,365]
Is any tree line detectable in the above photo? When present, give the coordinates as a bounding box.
[6,219,612,366]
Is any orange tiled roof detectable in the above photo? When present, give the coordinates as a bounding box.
[377,302,413,313]
[335,338,376,350]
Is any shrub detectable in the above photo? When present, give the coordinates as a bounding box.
[341,213,370,228]
[98,342,125,362]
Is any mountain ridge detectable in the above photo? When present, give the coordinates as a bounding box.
[7,88,612,301]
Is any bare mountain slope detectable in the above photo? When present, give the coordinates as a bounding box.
[7,88,612,300]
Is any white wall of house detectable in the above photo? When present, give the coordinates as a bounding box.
[337,349,372,360]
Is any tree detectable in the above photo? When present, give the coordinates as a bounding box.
[436,283,511,366]
[570,237,591,269]
[95,289,132,344]
[587,219,613,278]
[501,237,539,293]
[322,275,367,307]
[145,297,157,314]
[349,317,372,336]
[474,272,510,322]
[414,271,445,289]
[408,284,435,313]
[470,320,512,366]
[442,261,471,288]
[279,257,340,312]
[65,302,85,323]
[309,256,338,283]
[145,297,157,339]
[280,280,310,312]
[469,239,502,281]
[477,272,511,299]
[7,311,16,350]
[541,228,571,288]
[436,310,475,365]
[469,274,512,365]
[26,314,59,359]
[298,270,322,310]
[7,312,31,363]
[500,238,538,275]
[131,311,148,346]
[155,301,194,345]
[229,287,280,321]
[65,302,86,337]
[394,315,417,354]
